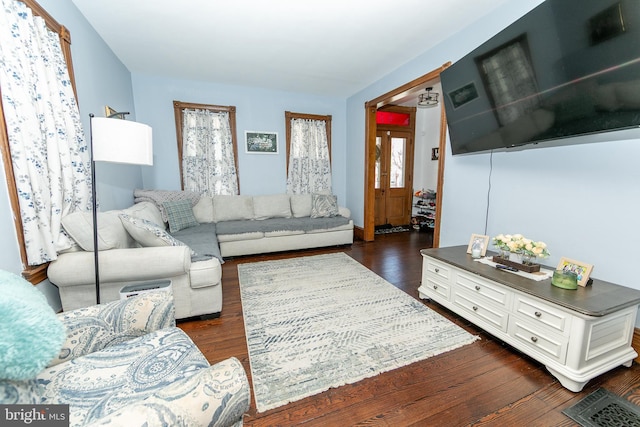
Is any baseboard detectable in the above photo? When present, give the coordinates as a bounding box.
[353,226,364,241]
[633,327,640,363]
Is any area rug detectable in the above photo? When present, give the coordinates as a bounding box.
[563,388,640,426]
[238,252,479,412]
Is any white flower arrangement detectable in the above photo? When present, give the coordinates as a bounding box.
[492,234,550,258]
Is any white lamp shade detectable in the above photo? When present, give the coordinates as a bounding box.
[91,117,153,165]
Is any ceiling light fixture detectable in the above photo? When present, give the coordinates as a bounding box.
[418,87,439,108]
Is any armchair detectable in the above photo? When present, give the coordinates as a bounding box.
[0,271,250,427]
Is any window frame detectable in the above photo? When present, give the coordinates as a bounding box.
[172,100,240,193]
[284,111,332,174]
[0,0,77,284]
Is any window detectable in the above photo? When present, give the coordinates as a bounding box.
[0,0,84,283]
[173,101,239,196]
[285,111,332,194]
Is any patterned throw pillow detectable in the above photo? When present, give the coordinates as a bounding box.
[310,194,340,218]
[163,200,199,232]
[119,213,193,255]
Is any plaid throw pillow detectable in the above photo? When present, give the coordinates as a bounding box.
[163,200,199,232]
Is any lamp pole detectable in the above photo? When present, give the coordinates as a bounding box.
[89,113,101,304]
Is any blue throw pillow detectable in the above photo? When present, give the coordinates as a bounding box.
[0,270,66,380]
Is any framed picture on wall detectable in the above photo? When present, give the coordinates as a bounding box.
[245,131,278,154]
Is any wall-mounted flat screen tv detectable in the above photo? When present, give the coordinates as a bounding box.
[441,0,640,155]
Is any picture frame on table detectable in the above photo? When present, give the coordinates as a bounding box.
[245,131,278,154]
[556,257,594,287]
[467,234,489,257]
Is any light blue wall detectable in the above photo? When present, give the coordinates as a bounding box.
[347,0,640,295]
[131,74,348,204]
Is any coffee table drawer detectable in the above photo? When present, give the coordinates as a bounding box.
[513,294,571,335]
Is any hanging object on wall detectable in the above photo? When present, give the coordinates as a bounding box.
[418,87,439,108]
[104,106,130,120]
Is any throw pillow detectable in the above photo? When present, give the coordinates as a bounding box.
[119,214,193,254]
[61,211,133,251]
[163,200,199,232]
[290,194,312,218]
[253,194,292,220]
[0,270,66,380]
[212,195,254,222]
[311,193,340,218]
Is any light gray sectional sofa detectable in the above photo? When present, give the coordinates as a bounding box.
[192,193,353,257]
[48,192,353,318]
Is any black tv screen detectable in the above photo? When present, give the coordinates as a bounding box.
[441,0,640,155]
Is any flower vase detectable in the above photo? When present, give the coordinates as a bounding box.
[499,249,510,260]
[521,253,536,265]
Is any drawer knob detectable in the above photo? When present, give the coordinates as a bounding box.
[534,311,542,317]
[475,285,481,291]
[433,285,438,290]
[531,336,538,343]
[472,306,478,311]
[435,268,440,273]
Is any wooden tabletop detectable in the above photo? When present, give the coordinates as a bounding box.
[421,246,640,317]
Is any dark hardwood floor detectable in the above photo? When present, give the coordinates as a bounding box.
[178,231,640,426]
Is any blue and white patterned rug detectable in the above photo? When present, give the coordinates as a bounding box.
[238,253,479,412]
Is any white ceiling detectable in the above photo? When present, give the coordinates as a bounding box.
[72,0,510,97]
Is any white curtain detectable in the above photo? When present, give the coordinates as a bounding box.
[286,118,331,194]
[181,108,238,196]
[0,0,92,265]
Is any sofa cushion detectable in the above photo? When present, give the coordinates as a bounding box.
[216,217,350,234]
[290,194,313,218]
[253,194,292,220]
[213,195,254,222]
[216,231,264,242]
[62,211,134,251]
[163,200,199,232]
[192,196,214,223]
[119,214,192,253]
[311,193,339,218]
[170,223,223,263]
[264,229,305,237]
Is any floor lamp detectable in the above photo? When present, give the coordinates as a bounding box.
[89,113,153,304]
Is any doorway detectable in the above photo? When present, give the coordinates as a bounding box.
[374,105,416,228]
[363,62,451,244]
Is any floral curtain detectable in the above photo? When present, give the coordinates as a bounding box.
[0,0,92,265]
[181,108,238,196]
[286,118,331,194]
[479,38,540,126]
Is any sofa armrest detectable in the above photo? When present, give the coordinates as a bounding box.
[85,358,250,427]
[48,292,175,367]
[48,246,191,287]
